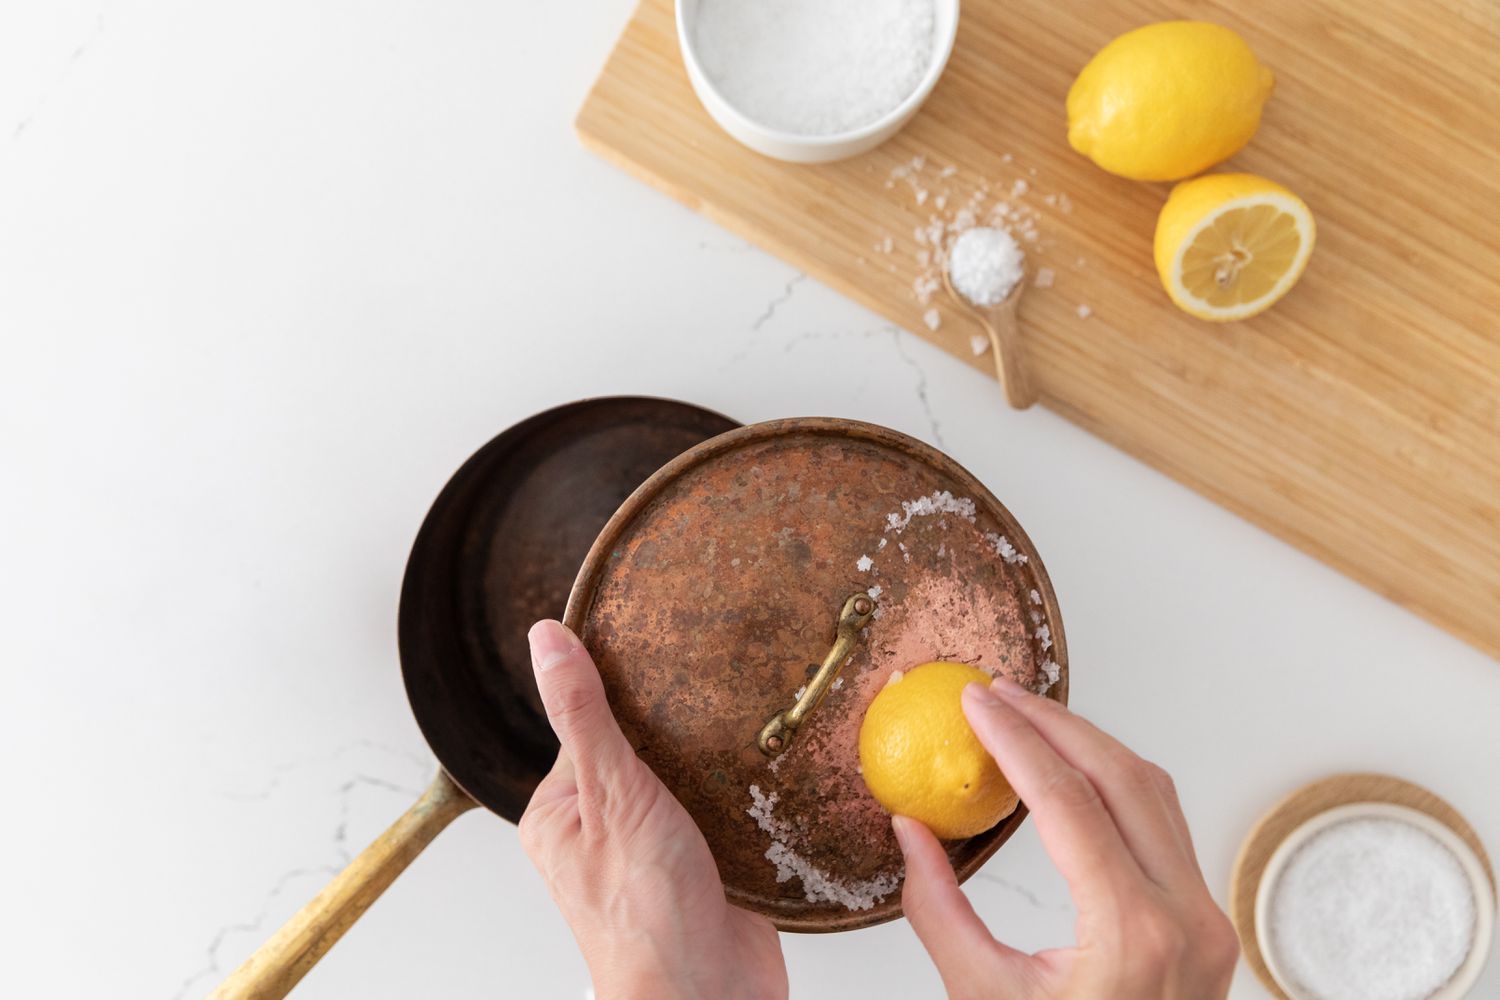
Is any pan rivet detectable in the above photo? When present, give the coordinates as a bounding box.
[853,596,873,616]
[766,735,784,752]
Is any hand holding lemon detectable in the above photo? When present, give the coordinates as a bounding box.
[1067,21,1315,321]
[874,673,1240,999]
[859,662,1019,839]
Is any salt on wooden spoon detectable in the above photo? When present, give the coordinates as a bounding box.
[942,226,1036,410]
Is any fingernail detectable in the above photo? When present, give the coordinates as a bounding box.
[991,676,1029,698]
[891,815,913,850]
[962,680,1001,709]
[529,620,579,672]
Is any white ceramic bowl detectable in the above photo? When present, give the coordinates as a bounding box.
[675,0,960,164]
[1255,802,1495,1000]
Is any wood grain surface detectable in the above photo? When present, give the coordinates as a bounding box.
[576,0,1500,660]
[1229,772,1496,998]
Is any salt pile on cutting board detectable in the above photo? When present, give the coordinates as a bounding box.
[693,0,935,135]
[876,154,1095,323]
[949,226,1024,306]
[1267,815,1477,1000]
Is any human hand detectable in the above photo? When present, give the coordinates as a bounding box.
[893,677,1239,1000]
[518,620,787,1000]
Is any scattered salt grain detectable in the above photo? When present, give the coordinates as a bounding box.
[748,785,900,910]
[766,840,895,909]
[877,538,888,551]
[984,531,1027,564]
[867,584,884,599]
[1268,816,1476,1000]
[878,157,1059,323]
[832,676,844,690]
[1029,589,1041,605]
[970,334,990,356]
[887,669,904,685]
[885,490,977,533]
[1036,658,1060,693]
[913,273,941,305]
[1034,267,1055,289]
[748,785,787,834]
[1076,304,1092,319]
[948,227,1025,307]
[856,555,873,572]
[1036,624,1052,652]
[693,0,936,136]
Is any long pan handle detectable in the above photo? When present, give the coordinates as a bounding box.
[208,768,477,999]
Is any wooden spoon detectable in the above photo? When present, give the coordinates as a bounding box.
[942,264,1037,410]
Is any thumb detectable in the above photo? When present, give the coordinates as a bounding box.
[894,816,1035,996]
[529,620,637,803]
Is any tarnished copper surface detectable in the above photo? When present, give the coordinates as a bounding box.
[565,417,1068,932]
[398,397,738,821]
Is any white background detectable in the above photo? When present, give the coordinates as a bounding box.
[2,1,1496,997]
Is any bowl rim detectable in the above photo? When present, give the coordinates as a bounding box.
[1253,800,1496,1000]
[674,0,961,149]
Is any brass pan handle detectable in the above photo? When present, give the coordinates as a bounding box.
[757,592,877,756]
[207,769,476,999]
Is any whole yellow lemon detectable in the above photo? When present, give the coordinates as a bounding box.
[1067,21,1274,182]
[858,661,1018,839]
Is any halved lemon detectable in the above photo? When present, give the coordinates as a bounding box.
[1154,173,1316,322]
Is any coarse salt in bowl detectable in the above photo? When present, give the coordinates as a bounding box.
[676,0,960,164]
[1255,802,1495,1000]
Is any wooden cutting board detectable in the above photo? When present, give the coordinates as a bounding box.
[576,0,1500,661]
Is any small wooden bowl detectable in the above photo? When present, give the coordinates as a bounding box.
[1230,773,1497,999]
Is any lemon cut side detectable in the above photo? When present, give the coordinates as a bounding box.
[1155,174,1316,322]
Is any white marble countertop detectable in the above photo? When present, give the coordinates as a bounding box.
[4,2,1498,997]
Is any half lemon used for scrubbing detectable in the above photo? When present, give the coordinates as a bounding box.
[859,661,1018,840]
[1154,173,1316,322]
